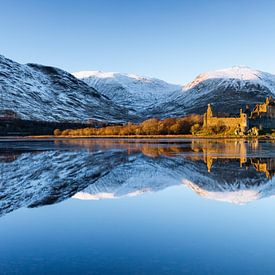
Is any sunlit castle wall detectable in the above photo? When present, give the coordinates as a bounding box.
[203,104,248,131]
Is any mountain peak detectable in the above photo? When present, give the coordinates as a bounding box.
[73,70,181,113]
[184,66,275,91]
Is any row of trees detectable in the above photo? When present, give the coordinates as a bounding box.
[54,115,203,136]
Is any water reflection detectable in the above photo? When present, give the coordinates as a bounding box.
[0,138,275,217]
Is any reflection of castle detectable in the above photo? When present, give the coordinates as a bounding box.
[204,157,275,179]
[250,158,275,179]
[191,140,275,179]
[191,140,248,172]
[203,96,275,131]
[54,139,275,179]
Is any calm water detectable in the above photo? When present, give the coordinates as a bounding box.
[0,138,275,274]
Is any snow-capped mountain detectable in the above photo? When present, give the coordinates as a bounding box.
[73,66,275,119]
[149,66,275,117]
[1,53,275,123]
[0,55,132,123]
[73,71,181,114]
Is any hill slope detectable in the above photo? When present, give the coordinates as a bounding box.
[73,71,181,114]
[0,55,132,123]
[1,54,275,123]
[74,66,275,118]
[148,66,275,117]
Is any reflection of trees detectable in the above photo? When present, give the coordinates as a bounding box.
[2,139,274,179]
[1,139,275,215]
[54,139,194,157]
[54,139,275,179]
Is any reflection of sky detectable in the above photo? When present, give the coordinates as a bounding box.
[1,185,275,274]
[1,139,275,274]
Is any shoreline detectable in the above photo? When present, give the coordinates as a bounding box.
[0,134,274,141]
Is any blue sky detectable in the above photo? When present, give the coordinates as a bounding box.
[1,0,275,84]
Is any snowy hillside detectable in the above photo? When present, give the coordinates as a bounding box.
[73,71,181,114]
[73,66,275,118]
[1,53,275,122]
[150,66,275,117]
[185,66,275,91]
[0,55,132,122]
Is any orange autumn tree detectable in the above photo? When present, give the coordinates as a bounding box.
[55,115,203,137]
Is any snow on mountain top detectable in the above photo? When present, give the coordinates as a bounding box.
[185,66,275,91]
[73,70,180,88]
[73,70,181,112]
[73,70,119,79]
[201,66,265,80]
[0,55,131,122]
[73,70,151,81]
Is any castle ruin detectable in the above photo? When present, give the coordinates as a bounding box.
[249,96,275,130]
[203,96,275,133]
[203,104,248,132]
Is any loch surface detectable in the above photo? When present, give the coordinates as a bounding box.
[0,138,275,274]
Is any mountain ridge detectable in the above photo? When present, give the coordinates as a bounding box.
[73,70,181,114]
[0,55,133,123]
[1,54,275,124]
[75,66,275,118]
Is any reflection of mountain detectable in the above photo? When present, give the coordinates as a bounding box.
[183,158,275,204]
[0,149,128,217]
[1,139,275,217]
[190,139,275,179]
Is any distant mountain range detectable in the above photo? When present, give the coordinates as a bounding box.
[74,66,275,118]
[72,71,181,115]
[1,54,275,123]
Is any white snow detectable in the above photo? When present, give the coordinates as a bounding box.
[73,66,275,118]
[184,65,275,93]
[72,70,182,113]
[2,52,275,122]
[0,55,129,122]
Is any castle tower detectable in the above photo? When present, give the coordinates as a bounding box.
[239,108,248,131]
[207,103,213,118]
[203,103,213,128]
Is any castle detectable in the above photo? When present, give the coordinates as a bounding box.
[249,96,275,130]
[203,104,248,133]
[203,96,275,133]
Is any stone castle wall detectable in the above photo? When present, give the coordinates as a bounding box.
[203,97,275,131]
[204,116,248,129]
[203,104,248,131]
